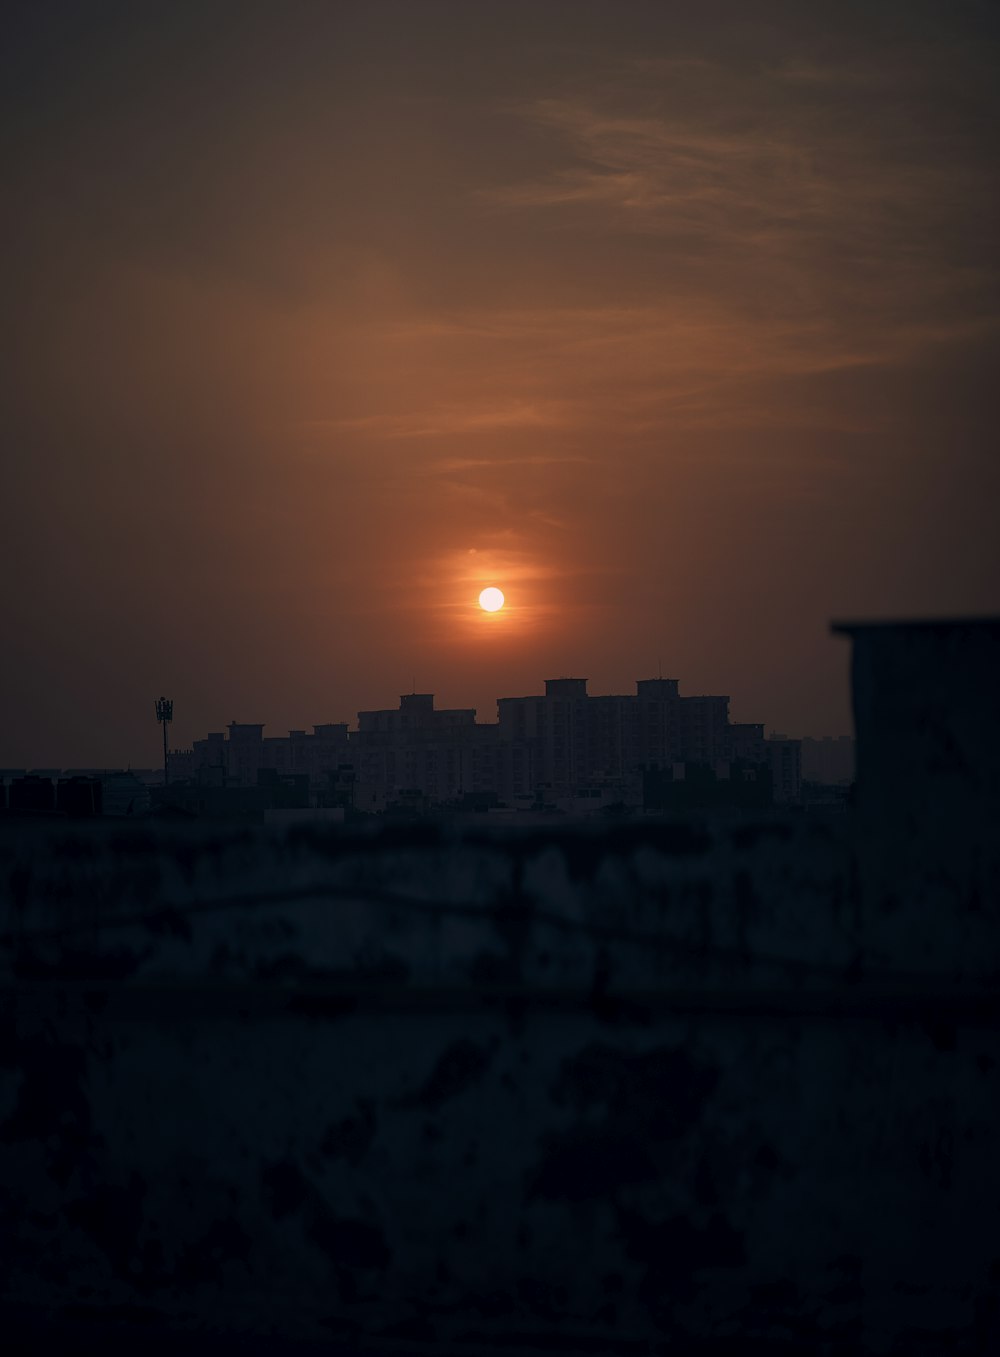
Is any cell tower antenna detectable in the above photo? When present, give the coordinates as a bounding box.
[154,697,173,787]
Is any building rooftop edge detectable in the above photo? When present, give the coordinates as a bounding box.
[831,615,1000,635]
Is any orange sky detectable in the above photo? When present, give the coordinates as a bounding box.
[3,1,998,764]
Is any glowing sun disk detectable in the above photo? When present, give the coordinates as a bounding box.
[479,586,505,612]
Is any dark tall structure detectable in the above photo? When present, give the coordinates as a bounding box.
[155,697,173,786]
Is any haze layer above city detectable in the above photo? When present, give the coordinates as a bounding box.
[3,0,998,767]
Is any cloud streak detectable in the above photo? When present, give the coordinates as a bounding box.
[472,76,997,405]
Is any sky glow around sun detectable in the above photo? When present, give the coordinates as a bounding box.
[2,2,997,764]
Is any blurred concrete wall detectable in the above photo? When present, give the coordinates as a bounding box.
[840,619,1000,976]
[2,619,998,1354]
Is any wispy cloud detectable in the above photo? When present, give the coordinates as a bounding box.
[309,398,573,440]
[486,92,991,262]
[296,56,996,451]
[307,301,993,445]
[478,84,997,378]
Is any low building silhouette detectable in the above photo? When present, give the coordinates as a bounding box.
[55,776,102,817]
[168,671,811,816]
[354,692,500,809]
[9,774,56,814]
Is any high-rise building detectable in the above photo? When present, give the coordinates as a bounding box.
[352,694,497,808]
[172,670,794,813]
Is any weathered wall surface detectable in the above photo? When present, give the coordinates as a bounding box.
[2,811,998,1354]
[843,620,1000,986]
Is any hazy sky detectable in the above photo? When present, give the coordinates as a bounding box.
[3,0,998,765]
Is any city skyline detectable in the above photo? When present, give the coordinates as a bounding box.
[4,670,859,815]
[3,663,855,772]
[1,665,858,813]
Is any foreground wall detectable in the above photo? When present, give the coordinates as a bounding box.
[2,807,997,1355]
[3,618,999,1353]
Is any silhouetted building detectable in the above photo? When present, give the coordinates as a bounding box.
[192,731,228,778]
[56,776,102,817]
[833,615,1000,922]
[226,722,266,785]
[498,676,733,804]
[678,694,730,765]
[353,693,498,809]
[256,769,310,808]
[841,617,999,787]
[767,734,803,804]
[183,721,352,789]
[9,775,56,814]
[166,747,196,781]
[498,678,592,797]
[634,677,682,767]
[643,759,773,812]
[726,722,768,765]
[0,771,24,812]
[172,671,800,814]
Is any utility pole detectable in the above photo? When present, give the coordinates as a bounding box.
[155,697,173,787]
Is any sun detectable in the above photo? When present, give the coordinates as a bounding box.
[478,586,505,612]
